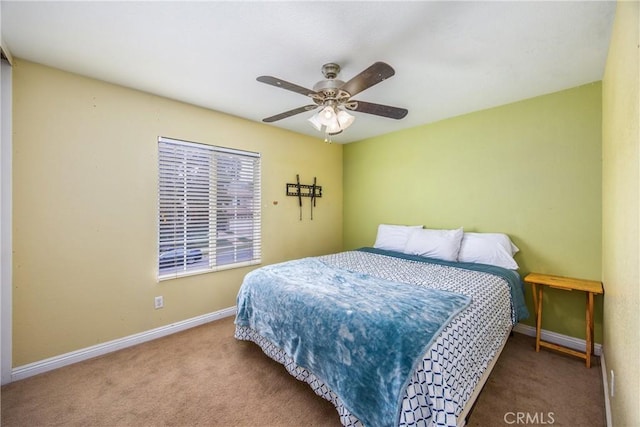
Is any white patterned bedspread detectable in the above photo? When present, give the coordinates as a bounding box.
[235,250,517,427]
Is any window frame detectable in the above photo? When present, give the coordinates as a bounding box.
[157,136,261,281]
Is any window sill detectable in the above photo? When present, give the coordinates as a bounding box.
[158,259,262,282]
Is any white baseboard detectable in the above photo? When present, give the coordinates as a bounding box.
[600,348,612,427]
[10,306,237,383]
[512,323,602,356]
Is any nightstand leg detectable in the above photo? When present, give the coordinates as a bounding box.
[535,284,543,353]
[586,292,595,368]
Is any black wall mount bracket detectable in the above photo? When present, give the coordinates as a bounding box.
[286,183,323,198]
[287,175,322,220]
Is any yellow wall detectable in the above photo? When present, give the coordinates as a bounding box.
[344,83,603,341]
[602,1,640,425]
[12,60,343,366]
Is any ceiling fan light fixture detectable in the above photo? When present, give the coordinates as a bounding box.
[325,119,342,135]
[336,109,355,130]
[318,106,337,126]
[308,105,356,137]
[307,113,323,131]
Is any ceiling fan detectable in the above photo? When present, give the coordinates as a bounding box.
[257,62,408,141]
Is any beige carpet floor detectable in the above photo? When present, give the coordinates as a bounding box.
[1,316,605,426]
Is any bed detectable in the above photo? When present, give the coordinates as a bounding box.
[234,228,528,427]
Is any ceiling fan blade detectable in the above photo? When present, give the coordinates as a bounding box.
[345,100,408,120]
[340,62,396,97]
[262,105,318,123]
[257,76,318,98]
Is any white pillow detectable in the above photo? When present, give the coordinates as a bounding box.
[457,232,519,269]
[373,224,423,253]
[403,227,464,262]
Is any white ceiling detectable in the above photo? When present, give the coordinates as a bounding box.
[1,1,616,143]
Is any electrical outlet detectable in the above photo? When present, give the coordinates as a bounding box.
[610,370,615,397]
[154,296,164,309]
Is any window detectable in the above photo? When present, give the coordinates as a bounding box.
[158,137,261,280]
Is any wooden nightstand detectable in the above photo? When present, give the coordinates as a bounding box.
[523,273,603,368]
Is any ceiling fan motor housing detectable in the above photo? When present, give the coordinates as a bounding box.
[321,63,341,79]
[312,63,351,102]
[313,79,348,97]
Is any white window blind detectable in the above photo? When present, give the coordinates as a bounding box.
[158,137,261,280]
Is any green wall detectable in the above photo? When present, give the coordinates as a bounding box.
[344,83,602,341]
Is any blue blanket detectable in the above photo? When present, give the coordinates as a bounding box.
[235,257,471,427]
